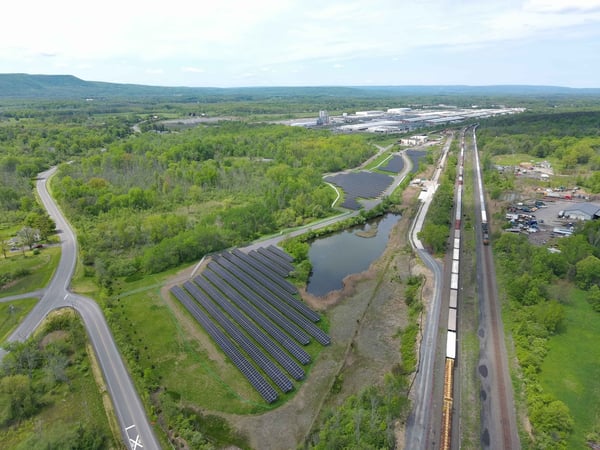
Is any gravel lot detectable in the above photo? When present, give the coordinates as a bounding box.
[502,199,584,245]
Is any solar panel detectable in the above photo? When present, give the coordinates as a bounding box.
[196,274,305,380]
[204,265,311,364]
[183,281,293,393]
[170,286,278,403]
[216,256,330,345]
[209,260,311,346]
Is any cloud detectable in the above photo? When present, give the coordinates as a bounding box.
[524,0,600,13]
[182,67,205,73]
[1,0,599,86]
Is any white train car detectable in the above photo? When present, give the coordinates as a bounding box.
[453,238,460,250]
[454,229,460,240]
[446,331,457,359]
[451,260,459,275]
[448,308,457,332]
[453,247,460,261]
[450,273,459,290]
[449,289,458,308]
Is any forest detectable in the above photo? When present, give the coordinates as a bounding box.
[477,110,600,192]
[2,91,600,449]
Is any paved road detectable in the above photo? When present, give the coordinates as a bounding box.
[404,134,454,450]
[1,167,160,450]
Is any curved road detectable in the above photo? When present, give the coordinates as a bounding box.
[1,167,160,450]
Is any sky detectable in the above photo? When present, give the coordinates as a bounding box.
[2,0,600,88]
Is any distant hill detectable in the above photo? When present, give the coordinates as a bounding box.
[0,73,599,99]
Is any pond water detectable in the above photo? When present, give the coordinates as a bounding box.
[306,213,401,297]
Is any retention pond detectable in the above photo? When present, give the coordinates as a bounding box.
[306,213,400,297]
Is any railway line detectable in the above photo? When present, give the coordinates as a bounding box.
[471,126,520,449]
[437,124,520,449]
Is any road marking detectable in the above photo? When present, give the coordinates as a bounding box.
[125,424,143,449]
[129,435,143,450]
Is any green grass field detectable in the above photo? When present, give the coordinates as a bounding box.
[0,298,38,343]
[0,246,61,297]
[540,288,600,449]
[112,284,324,416]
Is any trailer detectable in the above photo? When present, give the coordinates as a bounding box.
[450,273,459,290]
[451,260,459,275]
[446,331,457,359]
[449,289,458,308]
[448,308,457,332]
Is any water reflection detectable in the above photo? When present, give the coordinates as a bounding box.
[306,213,400,296]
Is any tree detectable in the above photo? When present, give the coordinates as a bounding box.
[575,255,600,289]
[587,285,600,312]
[0,374,41,424]
[24,211,55,240]
[17,226,39,250]
[0,240,8,259]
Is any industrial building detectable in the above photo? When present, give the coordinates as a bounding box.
[561,202,600,221]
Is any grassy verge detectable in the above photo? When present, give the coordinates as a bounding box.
[540,288,600,449]
[0,247,61,297]
[109,285,324,412]
[0,298,38,343]
[0,310,117,449]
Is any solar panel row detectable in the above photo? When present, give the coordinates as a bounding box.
[257,247,295,273]
[265,245,294,263]
[230,251,320,322]
[231,249,297,295]
[233,248,289,278]
[215,256,330,345]
[201,269,311,365]
[170,286,278,403]
[183,281,294,393]
[208,261,312,346]
[194,274,305,380]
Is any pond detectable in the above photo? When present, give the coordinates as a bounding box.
[306,213,401,297]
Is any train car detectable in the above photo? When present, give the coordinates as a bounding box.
[453,247,459,261]
[450,273,459,290]
[454,238,460,250]
[451,260,459,275]
[454,229,460,240]
[482,222,490,245]
[446,331,457,359]
[449,289,458,308]
[448,308,457,332]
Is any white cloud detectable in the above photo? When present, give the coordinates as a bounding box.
[182,67,205,73]
[1,0,599,86]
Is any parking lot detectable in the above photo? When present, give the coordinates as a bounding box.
[504,199,582,245]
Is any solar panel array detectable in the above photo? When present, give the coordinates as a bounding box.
[406,149,428,174]
[379,155,405,173]
[324,171,393,210]
[170,245,330,403]
[170,286,278,403]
